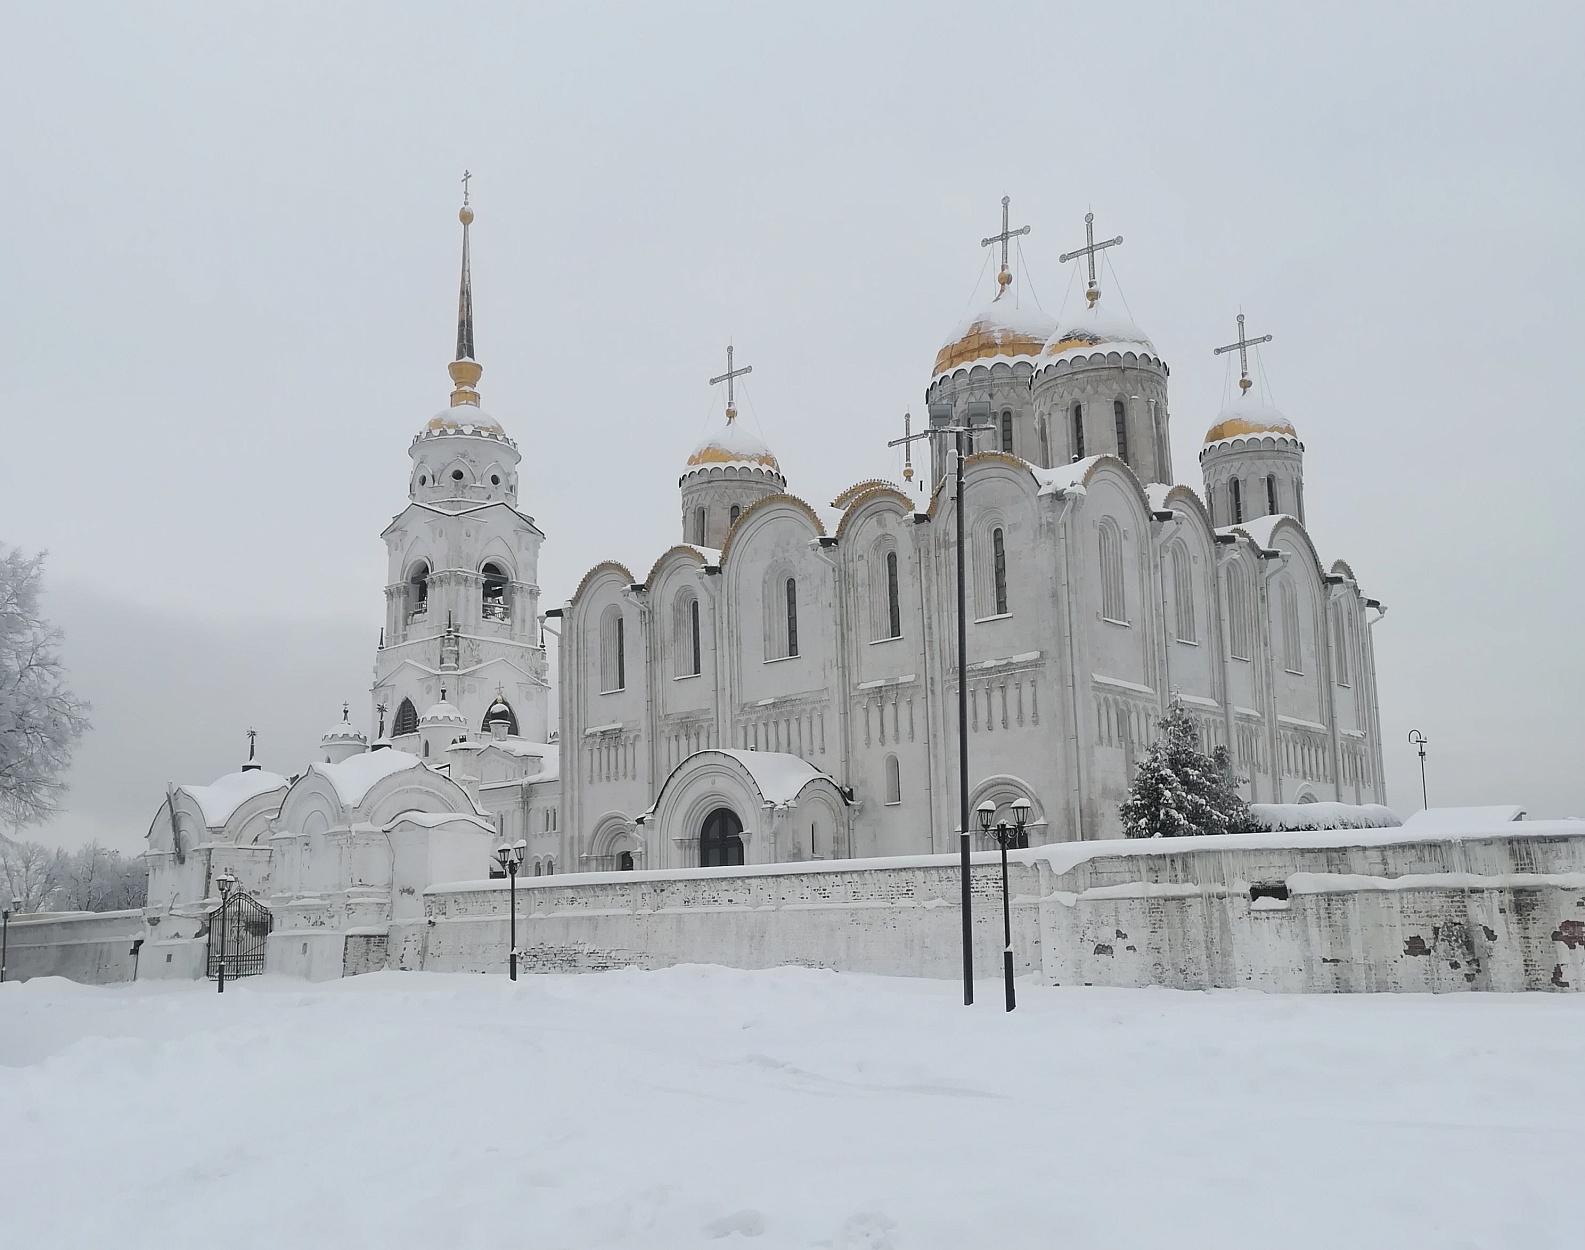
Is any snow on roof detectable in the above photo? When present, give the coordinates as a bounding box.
[686,419,781,473]
[419,700,467,726]
[425,405,505,435]
[1203,398,1298,446]
[383,809,495,833]
[1403,805,1528,829]
[1031,456,1103,497]
[178,770,289,827]
[451,739,560,782]
[310,750,426,807]
[717,750,831,805]
[1223,514,1293,549]
[321,720,366,743]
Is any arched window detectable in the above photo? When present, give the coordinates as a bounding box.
[481,561,508,619]
[1113,398,1129,464]
[729,504,741,526]
[1281,580,1303,674]
[1000,410,1014,454]
[992,528,1008,616]
[544,858,554,876]
[1170,542,1196,643]
[673,591,701,677]
[1071,403,1085,460]
[533,861,542,877]
[408,562,430,616]
[883,754,901,805]
[599,606,625,692]
[1038,417,1050,468]
[1266,475,1278,516]
[1230,478,1244,525]
[871,545,902,640]
[694,508,707,546]
[393,697,418,737]
[1226,564,1251,660]
[618,850,634,871]
[786,578,799,658]
[700,807,744,867]
[1099,520,1126,623]
[1332,603,1351,686]
[478,697,519,736]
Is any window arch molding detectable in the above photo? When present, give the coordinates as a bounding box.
[598,604,626,692]
[967,775,1045,848]
[882,753,902,805]
[971,511,1010,620]
[672,587,702,677]
[392,697,419,737]
[763,564,801,660]
[1168,539,1196,643]
[869,539,903,641]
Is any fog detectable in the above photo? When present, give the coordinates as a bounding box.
[3,1,1580,851]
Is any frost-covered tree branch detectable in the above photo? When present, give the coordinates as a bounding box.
[0,546,91,834]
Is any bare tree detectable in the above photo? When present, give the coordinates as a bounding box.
[0,839,67,912]
[0,546,91,833]
[56,841,147,912]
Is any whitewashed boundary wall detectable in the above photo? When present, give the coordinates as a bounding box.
[415,823,1585,993]
[4,911,146,985]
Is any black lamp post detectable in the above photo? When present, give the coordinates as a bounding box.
[978,797,1029,1012]
[1,896,21,984]
[493,839,527,981]
[215,872,235,994]
[1408,729,1429,810]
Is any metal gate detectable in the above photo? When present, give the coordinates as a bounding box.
[206,891,272,980]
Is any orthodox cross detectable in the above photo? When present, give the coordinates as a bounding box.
[887,412,921,486]
[341,701,350,723]
[709,343,752,421]
[377,702,388,738]
[1213,313,1273,395]
[981,196,1030,295]
[1059,211,1123,307]
[461,169,472,207]
[246,727,258,762]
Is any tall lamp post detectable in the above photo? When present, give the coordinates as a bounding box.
[891,403,993,1007]
[978,798,1029,1012]
[1,897,21,984]
[1408,729,1429,810]
[215,872,235,994]
[494,840,527,981]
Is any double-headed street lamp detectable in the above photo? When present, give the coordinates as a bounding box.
[1,896,22,984]
[215,872,236,994]
[978,797,1030,1013]
[493,839,528,981]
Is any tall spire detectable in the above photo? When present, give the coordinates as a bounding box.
[448,170,483,407]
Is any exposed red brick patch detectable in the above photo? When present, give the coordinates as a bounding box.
[1553,964,1572,989]
[1093,943,1114,957]
[1404,935,1429,957]
[1552,920,1584,950]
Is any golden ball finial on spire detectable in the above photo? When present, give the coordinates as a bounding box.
[459,205,474,225]
[1239,375,1253,394]
[996,267,1012,293]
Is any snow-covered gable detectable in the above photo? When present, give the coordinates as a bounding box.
[1031,456,1103,498]
[1403,805,1528,829]
[310,750,426,807]
[179,770,289,828]
[717,750,829,806]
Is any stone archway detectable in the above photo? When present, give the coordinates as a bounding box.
[700,807,744,867]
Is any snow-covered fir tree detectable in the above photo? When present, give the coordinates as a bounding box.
[1121,700,1256,838]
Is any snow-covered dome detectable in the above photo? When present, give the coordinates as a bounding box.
[320,713,366,745]
[934,292,1058,377]
[1203,397,1298,446]
[484,696,513,726]
[418,699,467,728]
[686,418,780,472]
[1042,293,1154,362]
[426,403,504,435]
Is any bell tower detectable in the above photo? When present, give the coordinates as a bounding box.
[371,179,552,747]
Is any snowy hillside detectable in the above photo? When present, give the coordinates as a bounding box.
[1,969,1577,1248]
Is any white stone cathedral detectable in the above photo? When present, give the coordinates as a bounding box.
[141,195,1386,975]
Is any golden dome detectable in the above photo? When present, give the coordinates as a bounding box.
[933,296,1058,377]
[1203,404,1297,445]
[686,418,781,472]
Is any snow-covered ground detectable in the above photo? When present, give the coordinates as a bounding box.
[1,969,1577,1249]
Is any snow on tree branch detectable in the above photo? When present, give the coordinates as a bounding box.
[0,546,91,833]
[1120,698,1257,839]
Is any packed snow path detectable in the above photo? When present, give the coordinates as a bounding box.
[1,968,1577,1249]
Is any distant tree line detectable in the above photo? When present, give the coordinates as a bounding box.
[0,838,147,913]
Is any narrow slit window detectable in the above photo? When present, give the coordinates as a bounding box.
[690,597,701,676]
[886,551,901,639]
[1267,474,1279,516]
[786,578,799,657]
[1230,478,1243,525]
[1113,398,1129,464]
[992,528,1008,616]
[1000,410,1014,454]
[1071,404,1085,460]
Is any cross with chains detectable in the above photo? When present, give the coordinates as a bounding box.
[981,196,1030,292]
[1213,313,1273,394]
[709,343,752,420]
[1059,211,1123,306]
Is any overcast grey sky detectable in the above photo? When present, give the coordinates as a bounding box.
[3,1,1581,853]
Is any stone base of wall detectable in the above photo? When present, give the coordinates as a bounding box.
[422,824,1585,994]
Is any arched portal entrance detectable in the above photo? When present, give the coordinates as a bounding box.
[699,807,744,867]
